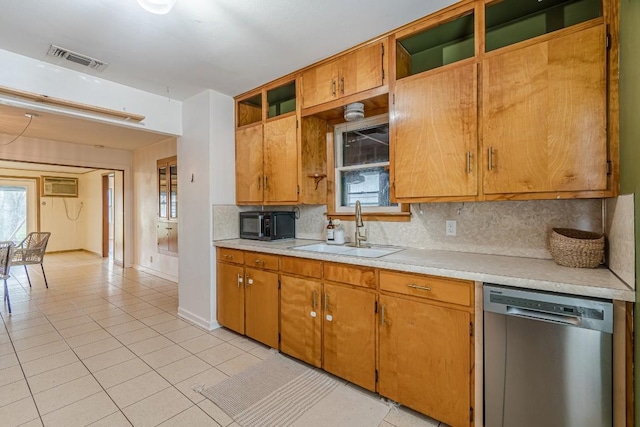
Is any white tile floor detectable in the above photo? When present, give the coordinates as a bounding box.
[0,251,443,427]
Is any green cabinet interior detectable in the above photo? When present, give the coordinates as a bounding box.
[267,81,296,118]
[485,0,602,52]
[396,12,474,79]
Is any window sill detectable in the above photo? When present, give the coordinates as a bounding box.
[325,211,411,222]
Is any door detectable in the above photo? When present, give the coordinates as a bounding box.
[216,262,245,334]
[244,267,279,348]
[482,25,607,194]
[393,63,478,198]
[323,282,376,391]
[378,295,471,427]
[263,115,299,203]
[0,178,38,242]
[236,125,264,203]
[340,42,384,98]
[280,275,322,367]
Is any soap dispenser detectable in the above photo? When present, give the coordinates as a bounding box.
[326,218,335,243]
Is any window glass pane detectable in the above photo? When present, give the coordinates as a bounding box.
[169,164,178,219]
[0,186,27,241]
[341,167,396,207]
[342,124,389,167]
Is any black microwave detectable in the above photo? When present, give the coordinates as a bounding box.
[240,211,296,241]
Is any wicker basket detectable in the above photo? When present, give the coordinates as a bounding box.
[549,228,604,268]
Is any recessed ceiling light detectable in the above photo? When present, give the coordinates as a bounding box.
[136,0,177,15]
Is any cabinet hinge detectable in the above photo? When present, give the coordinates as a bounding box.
[470,322,474,337]
[470,407,474,422]
[606,33,611,49]
[392,93,395,105]
[278,333,281,344]
[382,68,385,82]
[606,161,612,175]
[278,279,281,290]
[381,43,384,57]
[375,369,379,383]
[297,185,300,195]
[296,119,299,129]
[374,301,378,314]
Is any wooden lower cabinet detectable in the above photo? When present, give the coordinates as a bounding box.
[280,275,322,367]
[244,267,279,349]
[216,261,245,335]
[323,282,377,392]
[378,294,472,427]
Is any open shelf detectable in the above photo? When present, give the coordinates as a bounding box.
[485,0,602,52]
[267,81,296,119]
[396,12,474,79]
[237,93,262,127]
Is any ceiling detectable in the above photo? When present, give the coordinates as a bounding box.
[0,0,457,152]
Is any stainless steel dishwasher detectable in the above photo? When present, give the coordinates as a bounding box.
[483,284,613,427]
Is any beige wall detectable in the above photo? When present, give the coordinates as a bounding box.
[132,138,178,280]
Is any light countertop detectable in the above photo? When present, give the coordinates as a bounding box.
[213,239,635,302]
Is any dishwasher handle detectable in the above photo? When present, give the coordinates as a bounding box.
[506,306,581,327]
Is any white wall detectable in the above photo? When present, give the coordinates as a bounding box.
[178,89,234,329]
[132,138,178,280]
[0,49,182,136]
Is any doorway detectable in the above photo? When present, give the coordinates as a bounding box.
[102,171,124,263]
[0,178,38,241]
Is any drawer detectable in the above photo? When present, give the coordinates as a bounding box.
[379,270,472,307]
[324,262,376,289]
[245,251,279,271]
[280,256,322,279]
[217,248,244,264]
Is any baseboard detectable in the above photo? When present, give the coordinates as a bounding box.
[133,264,178,283]
[178,307,219,330]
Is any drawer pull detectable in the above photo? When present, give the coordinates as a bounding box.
[223,254,233,260]
[407,284,431,292]
[254,259,265,265]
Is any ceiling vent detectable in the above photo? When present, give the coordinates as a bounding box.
[46,45,109,72]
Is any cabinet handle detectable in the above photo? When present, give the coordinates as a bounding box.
[264,176,269,189]
[257,176,261,190]
[237,273,243,288]
[466,151,472,174]
[223,254,232,260]
[407,283,431,292]
[324,293,329,311]
[254,259,265,266]
[339,77,344,94]
[331,80,336,97]
[380,304,386,326]
[488,147,494,171]
[312,291,317,310]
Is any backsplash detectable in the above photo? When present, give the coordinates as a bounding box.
[212,199,603,259]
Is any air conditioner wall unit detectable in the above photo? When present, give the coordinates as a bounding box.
[41,176,78,197]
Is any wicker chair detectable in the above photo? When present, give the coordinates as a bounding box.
[0,241,14,313]
[12,232,51,289]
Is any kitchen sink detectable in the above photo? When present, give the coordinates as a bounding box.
[291,243,404,258]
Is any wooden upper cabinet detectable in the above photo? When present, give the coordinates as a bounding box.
[235,124,264,204]
[393,63,478,200]
[482,24,607,195]
[302,41,385,109]
[237,93,262,128]
[263,115,299,203]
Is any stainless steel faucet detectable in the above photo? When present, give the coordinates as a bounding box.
[354,200,367,247]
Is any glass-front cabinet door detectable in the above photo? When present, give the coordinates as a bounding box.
[157,155,178,255]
